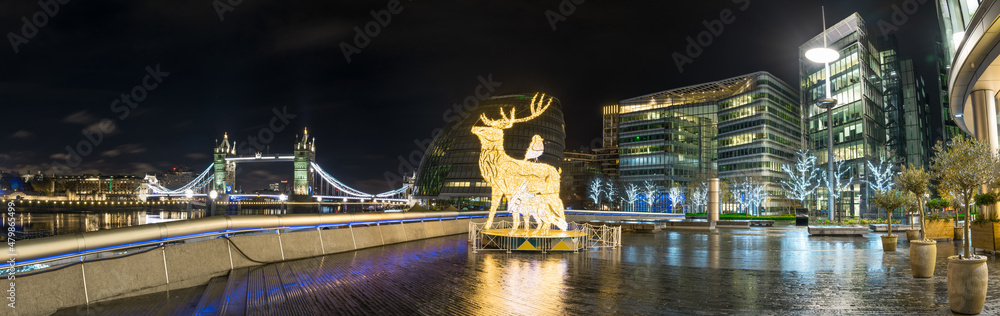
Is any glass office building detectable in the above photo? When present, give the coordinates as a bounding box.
[935,0,980,142]
[801,13,892,218]
[618,71,800,213]
[880,35,933,168]
[412,93,566,210]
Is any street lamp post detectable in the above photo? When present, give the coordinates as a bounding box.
[209,190,219,217]
[806,7,840,222]
[184,189,194,220]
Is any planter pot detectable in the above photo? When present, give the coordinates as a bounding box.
[909,240,937,278]
[970,222,1000,252]
[923,219,956,239]
[881,235,897,252]
[905,229,919,241]
[947,255,988,314]
[955,227,965,241]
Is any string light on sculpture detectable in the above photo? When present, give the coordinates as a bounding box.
[472,93,567,235]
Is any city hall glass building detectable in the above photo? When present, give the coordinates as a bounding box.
[618,72,800,213]
[412,94,566,210]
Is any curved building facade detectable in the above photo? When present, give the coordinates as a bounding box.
[413,93,566,210]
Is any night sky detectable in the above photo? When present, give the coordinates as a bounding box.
[0,0,940,193]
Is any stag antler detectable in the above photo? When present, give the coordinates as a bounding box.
[480,93,552,129]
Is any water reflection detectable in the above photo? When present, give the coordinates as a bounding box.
[472,254,567,315]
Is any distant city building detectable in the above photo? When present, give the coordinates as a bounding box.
[50,174,143,201]
[560,150,601,209]
[158,166,195,190]
[595,104,620,180]
[618,71,800,213]
[279,180,290,194]
[412,93,566,210]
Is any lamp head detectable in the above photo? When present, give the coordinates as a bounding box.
[806,47,839,64]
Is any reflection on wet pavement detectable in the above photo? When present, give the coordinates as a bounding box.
[68,223,1000,315]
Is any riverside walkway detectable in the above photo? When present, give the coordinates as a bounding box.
[59,223,1000,315]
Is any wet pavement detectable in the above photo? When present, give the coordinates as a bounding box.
[63,223,1000,315]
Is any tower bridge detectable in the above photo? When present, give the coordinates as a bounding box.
[139,128,410,203]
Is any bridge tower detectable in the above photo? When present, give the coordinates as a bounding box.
[214,133,236,193]
[293,128,315,195]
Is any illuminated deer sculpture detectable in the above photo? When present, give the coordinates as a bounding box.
[472,93,567,234]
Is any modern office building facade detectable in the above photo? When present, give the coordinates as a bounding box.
[595,104,621,180]
[800,13,888,218]
[618,71,800,213]
[944,0,1000,166]
[412,93,566,210]
[880,36,933,168]
[935,0,980,142]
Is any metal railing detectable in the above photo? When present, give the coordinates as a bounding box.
[2,211,491,268]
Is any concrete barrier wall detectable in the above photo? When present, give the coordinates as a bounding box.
[350,226,384,250]
[14,265,86,316]
[320,227,356,254]
[21,213,645,316]
[281,231,325,260]
[403,222,428,240]
[425,221,445,238]
[229,233,284,268]
[85,248,169,303]
[380,224,407,244]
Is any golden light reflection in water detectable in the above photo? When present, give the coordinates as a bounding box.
[473,255,568,315]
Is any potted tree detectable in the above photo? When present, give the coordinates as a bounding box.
[931,135,998,314]
[872,189,907,252]
[896,164,935,277]
[971,192,1000,252]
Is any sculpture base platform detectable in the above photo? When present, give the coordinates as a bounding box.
[478,228,587,252]
[469,221,621,253]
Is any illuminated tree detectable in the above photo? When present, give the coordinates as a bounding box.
[728,181,748,213]
[825,156,852,203]
[667,185,684,213]
[689,182,708,213]
[866,157,895,193]
[747,179,769,216]
[624,183,640,212]
[780,150,822,207]
[588,177,603,209]
[604,180,618,211]
[643,180,660,212]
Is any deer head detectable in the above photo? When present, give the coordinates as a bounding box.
[471,93,552,142]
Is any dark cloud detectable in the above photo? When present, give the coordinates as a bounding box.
[10,129,32,138]
[63,110,97,124]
